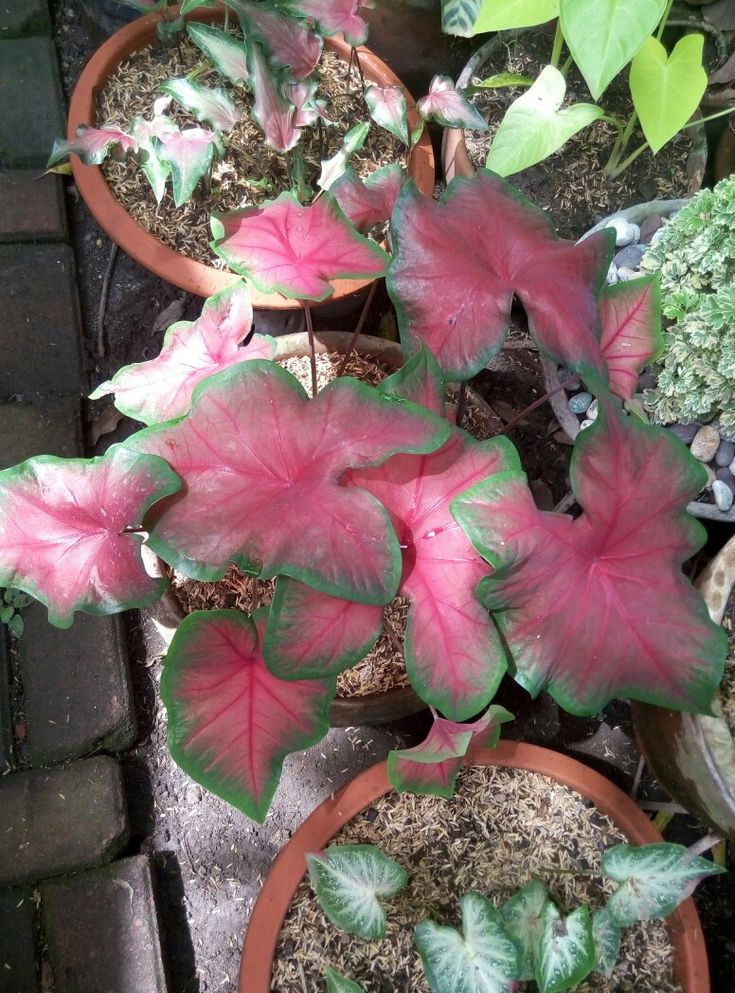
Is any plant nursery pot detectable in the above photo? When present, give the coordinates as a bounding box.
[633,535,735,842]
[441,33,707,205]
[145,331,498,728]
[66,5,435,303]
[239,741,711,993]
[714,118,735,181]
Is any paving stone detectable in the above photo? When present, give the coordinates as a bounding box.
[0,39,65,169]
[0,629,12,770]
[0,755,129,887]
[42,855,168,993]
[0,170,67,242]
[0,0,51,39]
[21,607,136,767]
[0,244,84,399]
[0,397,83,469]
[0,885,39,993]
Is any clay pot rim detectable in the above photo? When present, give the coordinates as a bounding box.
[67,6,435,303]
[238,740,710,993]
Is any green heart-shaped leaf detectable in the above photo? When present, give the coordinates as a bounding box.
[630,34,707,154]
[473,0,559,34]
[325,966,366,993]
[560,0,667,100]
[486,65,603,176]
[536,903,596,993]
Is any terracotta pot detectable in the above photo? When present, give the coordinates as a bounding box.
[714,119,735,181]
[67,6,435,302]
[239,741,711,992]
[633,536,735,841]
[145,331,499,728]
[441,33,708,194]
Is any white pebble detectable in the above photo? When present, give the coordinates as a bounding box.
[713,480,734,513]
[586,399,598,421]
[617,267,639,281]
[605,263,619,285]
[604,218,640,247]
[579,418,595,431]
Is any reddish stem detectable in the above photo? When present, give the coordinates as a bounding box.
[336,281,378,377]
[304,305,318,398]
[497,375,579,436]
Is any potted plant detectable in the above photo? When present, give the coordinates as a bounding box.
[437,0,734,235]
[0,170,726,826]
[240,743,722,992]
[52,0,446,302]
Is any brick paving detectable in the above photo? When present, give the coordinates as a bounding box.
[0,3,169,988]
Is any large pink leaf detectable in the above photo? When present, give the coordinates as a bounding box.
[388,169,614,381]
[417,75,490,131]
[0,447,180,628]
[158,127,217,206]
[387,706,514,797]
[90,283,275,425]
[331,164,405,234]
[229,0,322,79]
[364,84,409,145]
[247,42,300,152]
[292,0,371,46]
[162,608,334,821]
[452,392,727,715]
[210,192,390,301]
[129,361,450,603]
[599,276,663,402]
[47,124,136,167]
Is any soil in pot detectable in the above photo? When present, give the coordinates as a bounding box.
[460,27,699,238]
[97,32,403,267]
[272,765,681,992]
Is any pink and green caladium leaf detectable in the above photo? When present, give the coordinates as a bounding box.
[599,275,662,402]
[47,124,136,167]
[378,344,445,415]
[210,191,389,301]
[330,163,405,234]
[602,842,726,927]
[187,23,250,85]
[162,607,334,821]
[325,967,365,993]
[387,706,514,798]
[130,114,174,203]
[265,577,383,679]
[452,391,727,715]
[500,879,551,981]
[536,904,596,993]
[129,360,451,602]
[417,75,490,131]
[415,891,521,993]
[160,78,240,132]
[247,42,300,152]
[388,170,614,381]
[364,84,410,145]
[158,127,217,206]
[0,447,180,628]
[306,844,408,939]
[290,0,371,46]
[90,283,275,425]
[228,0,322,79]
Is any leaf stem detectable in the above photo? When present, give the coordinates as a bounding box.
[496,374,579,436]
[304,305,318,398]
[559,52,574,76]
[605,139,647,179]
[336,281,378,377]
[657,0,675,40]
[550,20,564,69]
[688,833,723,857]
[606,110,638,172]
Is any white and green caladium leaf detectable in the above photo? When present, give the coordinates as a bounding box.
[158,127,217,206]
[415,891,520,993]
[486,65,604,176]
[318,122,370,191]
[473,0,559,34]
[536,903,595,993]
[602,842,726,927]
[560,0,667,101]
[417,76,490,131]
[500,879,551,980]
[592,907,621,979]
[325,966,366,993]
[440,0,482,38]
[160,78,240,132]
[306,845,408,939]
[187,23,249,85]
[630,34,707,154]
[364,83,410,145]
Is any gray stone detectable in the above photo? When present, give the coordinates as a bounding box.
[639,214,665,244]
[0,40,65,169]
[637,370,657,391]
[668,422,699,445]
[42,855,168,993]
[605,262,619,285]
[0,0,51,38]
[617,266,639,281]
[0,886,39,992]
[690,425,720,463]
[604,218,640,247]
[715,467,735,494]
[0,756,129,886]
[614,244,644,270]
[713,479,734,512]
[568,392,592,415]
[559,369,579,391]
[0,630,12,770]
[0,171,67,242]
[0,397,83,469]
[579,418,595,431]
[715,439,735,468]
[586,398,598,421]
[0,244,84,400]
[21,608,136,767]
